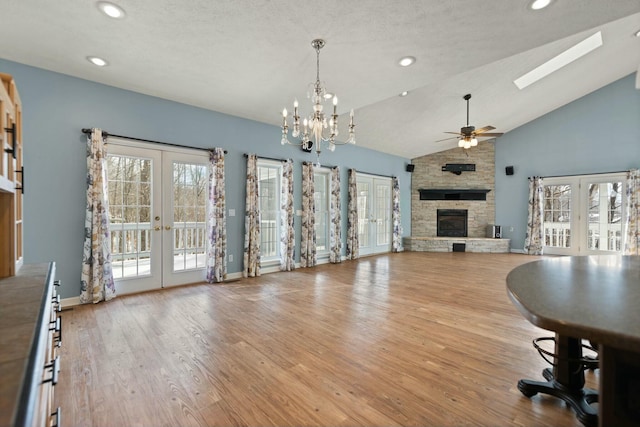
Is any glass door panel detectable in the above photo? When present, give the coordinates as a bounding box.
[107,146,162,294]
[357,181,370,250]
[585,180,623,253]
[171,161,207,271]
[543,183,572,253]
[375,182,391,248]
[162,152,209,287]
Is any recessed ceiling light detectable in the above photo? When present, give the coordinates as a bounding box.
[399,91,409,97]
[87,56,109,67]
[635,29,640,37]
[529,0,552,10]
[398,56,416,67]
[97,1,125,18]
[514,31,602,90]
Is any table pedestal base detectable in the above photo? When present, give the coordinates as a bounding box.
[517,335,598,427]
[518,368,598,427]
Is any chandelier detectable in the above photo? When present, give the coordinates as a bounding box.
[280,39,355,164]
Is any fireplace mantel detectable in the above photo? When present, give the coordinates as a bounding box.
[418,189,491,201]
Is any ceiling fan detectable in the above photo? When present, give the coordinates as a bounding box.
[437,94,503,149]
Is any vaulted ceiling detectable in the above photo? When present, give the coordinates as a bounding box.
[1,0,639,159]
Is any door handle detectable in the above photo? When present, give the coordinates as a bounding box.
[165,225,171,230]
[154,226,161,231]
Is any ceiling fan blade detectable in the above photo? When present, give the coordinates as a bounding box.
[474,126,496,134]
[475,132,504,138]
[444,132,462,135]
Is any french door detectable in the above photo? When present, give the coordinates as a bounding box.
[543,173,626,255]
[106,142,209,294]
[357,174,392,256]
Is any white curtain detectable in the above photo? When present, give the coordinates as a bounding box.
[524,176,544,255]
[206,148,227,282]
[80,128,116,303]
[623,169,640,255]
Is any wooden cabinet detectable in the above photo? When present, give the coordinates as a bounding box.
[0,263,61,427]
[0,72,23,278]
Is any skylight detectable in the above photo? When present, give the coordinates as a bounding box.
[514,31,603,90]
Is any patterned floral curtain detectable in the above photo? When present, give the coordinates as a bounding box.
[329,166,342,263]
[346,168,359,260]
[623,169,640,255]
[206,148,227,283]
[300,162,316,267]
[391,176,403,253]
[243,154,261,277]
[80,128,116,304]
[524,176,544,255]
[280,159,296,271]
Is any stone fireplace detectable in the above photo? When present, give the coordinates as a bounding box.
[403,141,510,253]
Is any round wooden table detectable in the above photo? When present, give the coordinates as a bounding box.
[507,255,640,427]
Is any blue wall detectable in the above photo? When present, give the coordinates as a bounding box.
[495,73,640,249]
[0,59,411,299]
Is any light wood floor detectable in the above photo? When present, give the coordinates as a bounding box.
[55,252,598,426]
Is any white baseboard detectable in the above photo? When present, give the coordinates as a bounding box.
[61,296,81,308]
[224,271,244,281]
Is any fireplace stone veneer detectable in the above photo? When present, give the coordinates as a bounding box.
[403,237,510,253]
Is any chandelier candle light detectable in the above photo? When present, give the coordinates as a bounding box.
[281,39,356,165]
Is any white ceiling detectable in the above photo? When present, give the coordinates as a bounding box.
[1,0,639,159]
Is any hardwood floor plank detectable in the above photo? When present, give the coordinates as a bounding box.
[55,253,596,426]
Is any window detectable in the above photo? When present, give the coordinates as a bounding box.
[257,161,282,262]
[543,173,625,255]
[314,168,330,254]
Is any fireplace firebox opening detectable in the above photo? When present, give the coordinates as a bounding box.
[437,209,468,237]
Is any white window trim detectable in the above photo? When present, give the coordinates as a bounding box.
[257,159,283,266]
[314,167,331,258]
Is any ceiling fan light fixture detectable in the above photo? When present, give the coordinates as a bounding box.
[470,138,478,147]
[458,139,465,148]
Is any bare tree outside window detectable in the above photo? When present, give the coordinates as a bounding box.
[107,155,152,277]
[543,184,571,248]
[587,182,622,251]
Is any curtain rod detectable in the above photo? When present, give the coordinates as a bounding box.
[81,128,226,154]
[529,170,631,179]
[243,153,289,162]
[355,169,396,179]
[302,161,338,169]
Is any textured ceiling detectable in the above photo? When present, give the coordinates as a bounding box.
[0,0,639,159]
